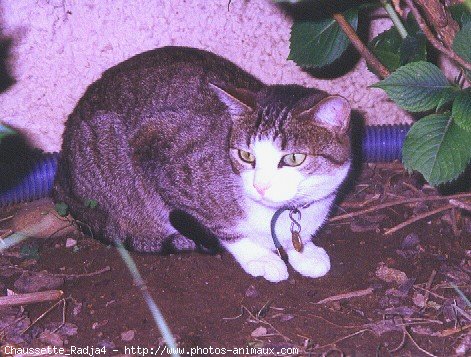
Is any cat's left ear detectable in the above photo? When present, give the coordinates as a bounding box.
[209,83,256,117]
[301,95,351,134]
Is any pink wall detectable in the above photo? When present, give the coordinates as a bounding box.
[0,0,411,152]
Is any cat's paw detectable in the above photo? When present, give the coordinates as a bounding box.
[242,255,289,283]
[288,243,331,278]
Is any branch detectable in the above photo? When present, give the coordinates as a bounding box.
[414,0,459,49]
[405,0,471,71]
[0,290,63,307]
[333,13,390,79]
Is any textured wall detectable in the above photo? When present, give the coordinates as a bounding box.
[0,0,410,152]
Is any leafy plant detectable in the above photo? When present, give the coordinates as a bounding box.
[55,202,69,217]
[0,123,16,144]
[282,0,471,186]
[84,198,99,209]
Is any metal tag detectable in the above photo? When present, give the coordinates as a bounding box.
[291,231,303,252]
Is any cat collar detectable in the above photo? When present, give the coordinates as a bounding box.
[270,206,304,262]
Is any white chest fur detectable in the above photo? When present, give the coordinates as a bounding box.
[235,195,335,251]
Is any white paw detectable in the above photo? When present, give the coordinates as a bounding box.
[242,255,289,283]
[288,243,331,278]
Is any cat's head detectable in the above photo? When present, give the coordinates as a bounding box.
[211,83,351,208]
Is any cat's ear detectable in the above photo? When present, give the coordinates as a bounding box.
[209,83,256,117]
[299,95,351,134]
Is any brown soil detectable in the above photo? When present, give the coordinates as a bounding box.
[1,164,470,357]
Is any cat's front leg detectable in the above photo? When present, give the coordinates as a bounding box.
[287,242,331,278]
[223,238,289,283]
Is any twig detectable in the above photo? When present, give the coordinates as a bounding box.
[387,329,407,353]
[315,288,374,304]
[449,199,471,212]
[0,290,63,307]
[0,229,13,240]
[453,304,471,321]
[333,13,390,79]
[451,282,471,307]
[405,0,471,72]
[311,329,374,350]
[0,215,14,223]
[3,266,111,280]
[438,324,471,337]
[241,305,292,342]
[384,204,453,235]
[403,324,439,357]
[22,297,66,334]
[330,192,471,222]
[307,314,363,329]
[414,285,447,300]
[423,270,437,309]
[55,266,111,280]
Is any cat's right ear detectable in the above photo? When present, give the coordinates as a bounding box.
[209,83,256,117]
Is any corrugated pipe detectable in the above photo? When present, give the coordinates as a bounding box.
[0,124,411,207]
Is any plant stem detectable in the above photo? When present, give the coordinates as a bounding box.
[332,13,390,79]
[381,0,408,39]
[405,0,471,71]
[414,0,459,49]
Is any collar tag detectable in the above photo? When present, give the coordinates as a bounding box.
[270,206,304,256]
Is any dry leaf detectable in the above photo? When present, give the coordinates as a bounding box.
[375,264,408,284]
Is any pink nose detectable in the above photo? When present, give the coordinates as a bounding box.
[254,182,271,195]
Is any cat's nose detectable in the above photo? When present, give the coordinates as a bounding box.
[253,181,271,196]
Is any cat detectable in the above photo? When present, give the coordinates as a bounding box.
[53,46,352,283]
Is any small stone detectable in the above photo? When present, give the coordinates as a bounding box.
[279,314,294,322]
[65,238,77,248]
[412,292,425,308]
[121,329,135,342]
[97,339,116,349]
[251,326,267,337]
[245,285,259,298]
[73,301,83,316]
[92,320,108,330]
[401,233,420,249]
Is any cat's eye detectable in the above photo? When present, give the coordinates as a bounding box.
[280,153,306,167]
[238,150,255,164]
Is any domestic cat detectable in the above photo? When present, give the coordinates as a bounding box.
[53,46,351,282]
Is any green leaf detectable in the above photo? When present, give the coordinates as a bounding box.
[0,124,16,143]
[20,243,40,260]
[452,89,471,132]
[84,199,99,209]
[452,22,471,64]
[449,3,471,27]
[372,62,453,112]
[436,87,460,112]
[403,113,471,185]
[55,202,69,217]
[368,27,402,71]
[368,13,426,72]
[399,34,427,65]
[288,8,358,68]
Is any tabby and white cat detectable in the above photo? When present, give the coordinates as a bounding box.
[54,46,351,282]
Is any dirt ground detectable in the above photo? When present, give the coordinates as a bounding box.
[1,164,470,357]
